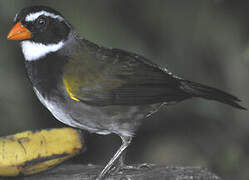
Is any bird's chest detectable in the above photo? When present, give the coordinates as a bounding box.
[25,55,67,98]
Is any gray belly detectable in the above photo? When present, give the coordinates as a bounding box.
[33,88,163,137]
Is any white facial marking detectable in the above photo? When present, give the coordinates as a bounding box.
[14,13,18,22]
[25,11,64,22]
[21,40,64,61]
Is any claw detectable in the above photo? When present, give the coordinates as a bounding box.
[119,176,132,180]
[137,163,155,170]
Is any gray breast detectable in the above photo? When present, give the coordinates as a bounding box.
[33,87,164,137]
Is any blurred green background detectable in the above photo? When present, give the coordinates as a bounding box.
[0,0,248,179]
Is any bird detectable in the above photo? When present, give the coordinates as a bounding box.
[7,5,245,179]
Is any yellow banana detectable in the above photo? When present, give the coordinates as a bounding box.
[0,127,84,176]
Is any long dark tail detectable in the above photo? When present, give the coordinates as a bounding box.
[180,80,246,110]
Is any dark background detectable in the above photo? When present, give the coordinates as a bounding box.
[0,1,249,179]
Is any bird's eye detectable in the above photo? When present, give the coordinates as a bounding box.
[36,17,46,27]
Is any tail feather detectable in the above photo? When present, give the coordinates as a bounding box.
[180,80,246,110]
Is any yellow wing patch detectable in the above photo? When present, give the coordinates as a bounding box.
[63,78,80,102]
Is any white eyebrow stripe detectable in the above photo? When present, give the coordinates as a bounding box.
[25,11,64,22]
[14,13,18,22]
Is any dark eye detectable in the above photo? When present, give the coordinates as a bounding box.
[36,17,47,27]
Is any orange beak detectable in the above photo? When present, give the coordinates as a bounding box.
[7,21,32,40]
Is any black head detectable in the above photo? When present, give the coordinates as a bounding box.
[9,6,71,44]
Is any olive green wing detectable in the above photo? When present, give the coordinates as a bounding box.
[62,47,188,106]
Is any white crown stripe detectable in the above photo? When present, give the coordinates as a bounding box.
[25,11,64,22]
[21,41,65,61]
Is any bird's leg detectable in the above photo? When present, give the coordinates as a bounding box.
[109,144,154,175]
[108,148,128,175]
[96,136,132,180]
[118,149,126,167]
[112,150,154,172]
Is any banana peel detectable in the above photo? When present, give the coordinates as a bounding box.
[0,127,85,176]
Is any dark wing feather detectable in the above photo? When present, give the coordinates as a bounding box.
[62,39,245,109]
[63,46,189,106]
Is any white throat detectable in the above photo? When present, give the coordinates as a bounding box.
[21,41,64,61]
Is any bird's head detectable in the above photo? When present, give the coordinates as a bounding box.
[7,6,71,61]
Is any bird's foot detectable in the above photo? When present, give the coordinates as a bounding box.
[110,163,155,175]
[137,163,155,169]
[121,163,155,171]
[94,163,154,179]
